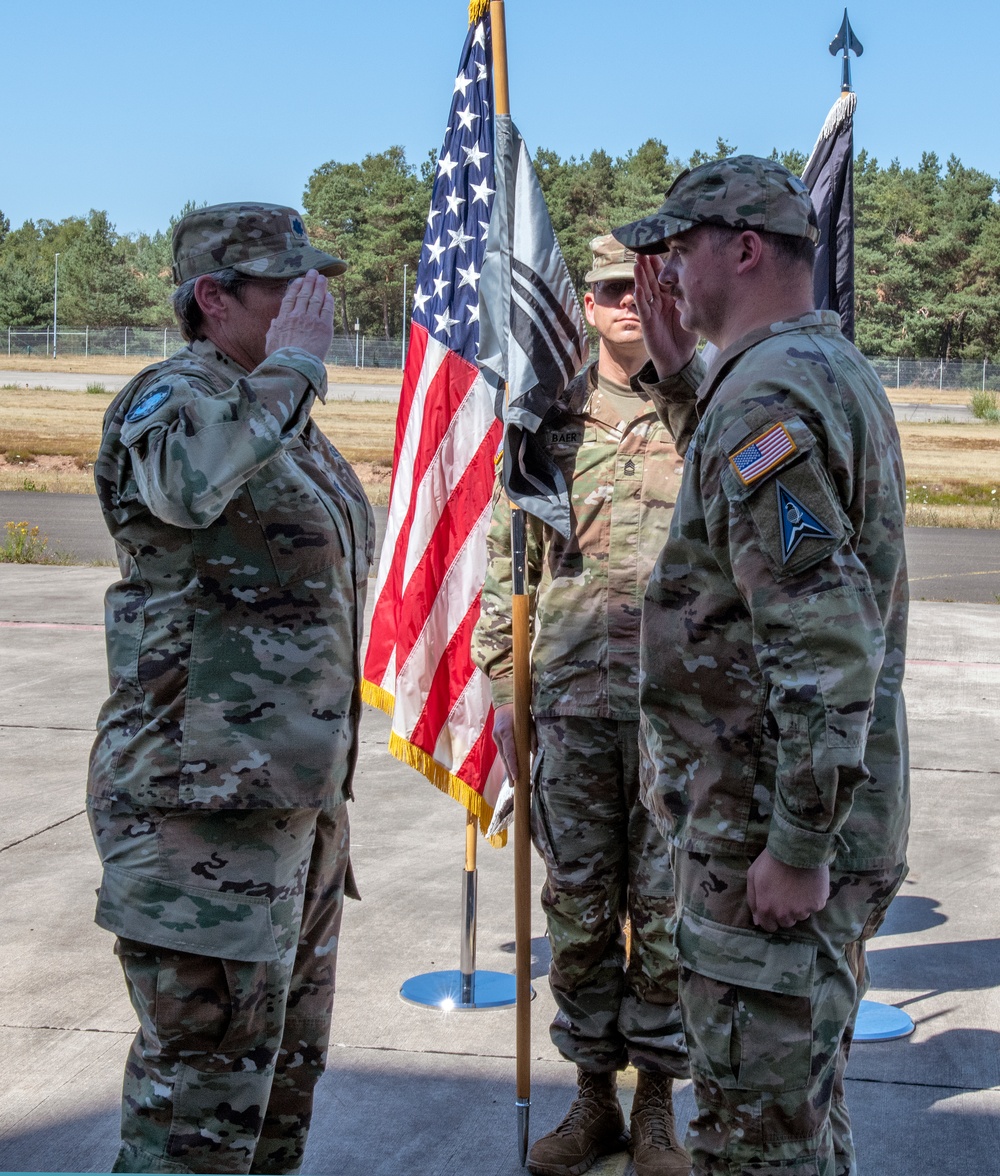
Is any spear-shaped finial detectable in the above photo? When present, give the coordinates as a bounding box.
[829,9,863,92]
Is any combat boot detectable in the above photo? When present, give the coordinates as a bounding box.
[629,1070,691,1176]
[527,1068,629,1176]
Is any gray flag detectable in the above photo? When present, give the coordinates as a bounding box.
[802,90,856,342]
[478,114,588,538]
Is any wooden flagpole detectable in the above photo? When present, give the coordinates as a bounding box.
[488,0,532,1164]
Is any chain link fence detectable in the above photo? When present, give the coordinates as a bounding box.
[868,356,1000,393]
[4,325,1000,389]
[2,326,406,370]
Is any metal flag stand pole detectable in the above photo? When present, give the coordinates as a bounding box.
[824,11,912,1046]
[400,806,518,1011]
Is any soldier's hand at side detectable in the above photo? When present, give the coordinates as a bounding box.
[265,270,335,363]
[492,702,535,784]
[634,254,698,379]
[746,848,830,932]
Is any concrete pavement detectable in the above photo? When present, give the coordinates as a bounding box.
[0,566,998,1174]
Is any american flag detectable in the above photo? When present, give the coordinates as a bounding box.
[729,423,797,485]
[362,11,506,836]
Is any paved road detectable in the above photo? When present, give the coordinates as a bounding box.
[4,370,984,417]
[2,491,998,603]
[0,369,399,401]
[892,401,974,423]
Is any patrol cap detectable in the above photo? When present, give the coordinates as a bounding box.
[583,234,637,284]
[612,155,820,255]
[171,202,347,285]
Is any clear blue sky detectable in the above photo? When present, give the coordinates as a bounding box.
[6,0,998,237]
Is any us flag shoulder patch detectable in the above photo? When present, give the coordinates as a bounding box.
[729,422,797,486]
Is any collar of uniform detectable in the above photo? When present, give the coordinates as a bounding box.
[188,337,249,383]
[582,363,655,433]
[698,309,842,407]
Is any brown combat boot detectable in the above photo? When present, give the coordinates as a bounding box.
[629,1071,691,1176]
[527,1068,629,1176]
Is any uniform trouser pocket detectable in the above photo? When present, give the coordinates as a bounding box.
[114,939,277,1061]
[676,908,816,1092]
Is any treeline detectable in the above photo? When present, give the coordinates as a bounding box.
[3,140,1000,359]
[0,209,176,329]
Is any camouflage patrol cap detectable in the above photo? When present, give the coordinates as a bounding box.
[612,155,820,254]
[171,202,347,285]
[583,234,637,284]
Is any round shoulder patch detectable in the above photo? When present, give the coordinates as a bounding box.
[125,384,172,422]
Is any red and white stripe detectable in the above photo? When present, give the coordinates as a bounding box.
[363,322,506,827]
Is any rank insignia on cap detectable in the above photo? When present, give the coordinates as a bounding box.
[777,480,835,562]
[729,422,796,485]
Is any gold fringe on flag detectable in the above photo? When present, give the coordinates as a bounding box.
[388,730,508,848]
[361,678,394,717]
[469,0,489,23]
[361,679,508,847]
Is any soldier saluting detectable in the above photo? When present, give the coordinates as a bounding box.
[614,156,909,1175]
[87,204,374,1174]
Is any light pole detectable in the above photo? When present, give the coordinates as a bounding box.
[401,263,408,370]
[354,318,360,367]
[52,253,59,360]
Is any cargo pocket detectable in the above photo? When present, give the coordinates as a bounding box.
[114,938,274,1060]
[676,908,816,1092]
[96,862,280,962]
[529,750,557,865]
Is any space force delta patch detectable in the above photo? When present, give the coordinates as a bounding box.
[729,422,796,486]
[777,480,835,562]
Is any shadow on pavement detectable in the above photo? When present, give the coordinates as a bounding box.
[876,894,948,936]
[0,1065,631,1176]
[2,1048,998,1176]
[869,936,1000,997]
[498,933,552,980]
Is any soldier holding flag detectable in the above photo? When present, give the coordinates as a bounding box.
[473,235,691,1176]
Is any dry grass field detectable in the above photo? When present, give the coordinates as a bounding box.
[0,354,401,386]
[1,385,997,525]
[0,386,396,503]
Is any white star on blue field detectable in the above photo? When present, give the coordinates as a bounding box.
[410,19,495,365]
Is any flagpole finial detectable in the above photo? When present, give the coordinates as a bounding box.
[829,9,863,92]
[469,0,489,23]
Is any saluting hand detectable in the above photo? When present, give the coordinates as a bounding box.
[266,269,335,363]
[634,254,698,380]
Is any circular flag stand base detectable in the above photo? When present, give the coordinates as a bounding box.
[854,999,914,1042]
[400,968,527,1011]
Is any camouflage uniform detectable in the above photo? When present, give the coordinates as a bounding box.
[638,320,908,1175]
[614,158,910,1175]
[471,359,688,1079]
[88,204,373,1174]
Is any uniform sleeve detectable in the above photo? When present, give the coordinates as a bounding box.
[120,348,327,529]
[470,472,543,709]
[710,393,886,870]
[634,353,704,457]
